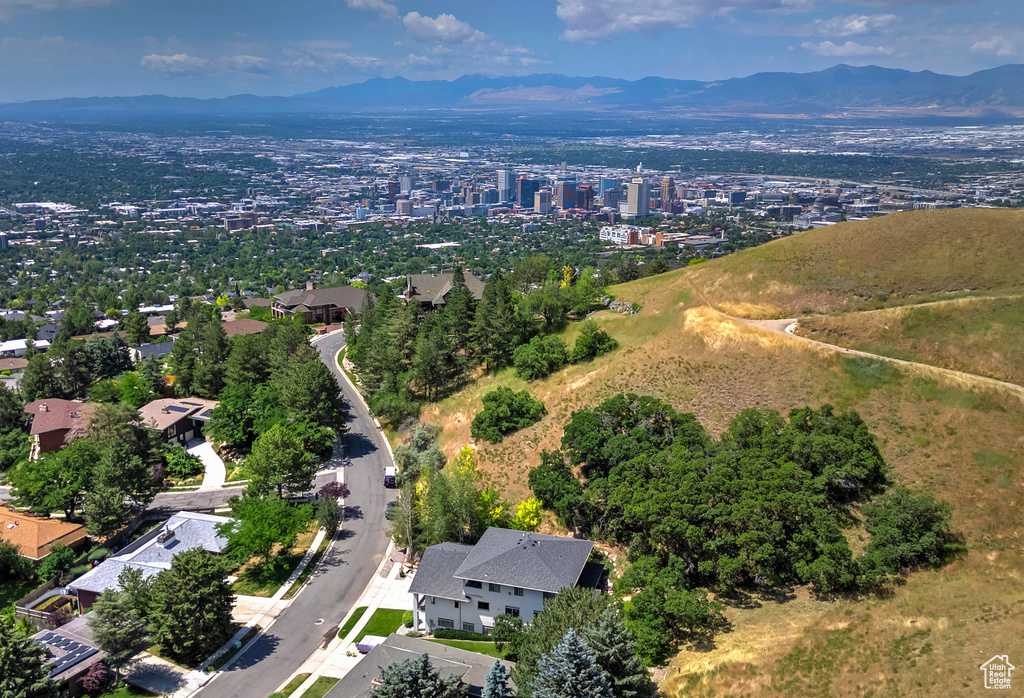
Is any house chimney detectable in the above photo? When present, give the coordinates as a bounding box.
[161,407,170,414]
[306,281,317,291]
[39,403,47,412]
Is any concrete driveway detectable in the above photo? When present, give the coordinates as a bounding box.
[187,439,227,490]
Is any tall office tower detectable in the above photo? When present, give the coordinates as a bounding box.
[399,175,415,194]
[555,181,577,209]
[0,233,8,252]
[576,184,594,211]
[385,180,399,204]
[481,188,499,205]
[599,177,619,198]
[497,169,516,202]
[626,178,650,218]
[517,176,541,207]
[603,186,622,209]
[660,176,675,210]
[534,189,551,214]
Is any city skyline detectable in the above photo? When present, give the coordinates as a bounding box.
[0,0,1020,102]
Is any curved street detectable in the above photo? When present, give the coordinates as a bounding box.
[194,330,394,698]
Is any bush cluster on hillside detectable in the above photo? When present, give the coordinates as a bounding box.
[471,387,546,444]
[529,393,956,663]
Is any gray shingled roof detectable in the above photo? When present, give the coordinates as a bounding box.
[70,511,231,594]
[324,633,515,698]
[405,273,485,306]
[453,528,594,594]
[407,542,473,601]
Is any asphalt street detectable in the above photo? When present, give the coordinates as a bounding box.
[195,331,394,698]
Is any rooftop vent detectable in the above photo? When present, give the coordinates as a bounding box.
[157,529,176,547]
[160,407,170,414]
[39,403,48,412]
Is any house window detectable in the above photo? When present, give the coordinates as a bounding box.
[431,597,435,604]
[478,601,489,611]
[513,587,524,597]
[534,610,542,619]
[438,618,455,629]
[505,607,520,617]
[454,602,459,609]
[466,580,482,589]
[543,592,556,602]
[463,622,475,633]
[488,583,500,593]
[483,625,493,636]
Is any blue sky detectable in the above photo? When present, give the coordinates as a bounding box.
[0,0,1020,101]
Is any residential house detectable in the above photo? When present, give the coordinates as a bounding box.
[272,282,367,324]
[0,338,51,357]
[33,615,106,691]
[68,511,230,608]
[137,397,218,444]
[0,505,88,560]
[404,272,485,309]
[324,633,515,698]
[222,318,268,337]
[23,399,96,461]
[128,339,175,364]
[0,356,28,390]
[409,528,603,635]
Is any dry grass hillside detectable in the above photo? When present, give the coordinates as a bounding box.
[421,209,1024,697]
[685,207,1024,318]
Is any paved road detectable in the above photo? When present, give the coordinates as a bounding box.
[196,331,395,698]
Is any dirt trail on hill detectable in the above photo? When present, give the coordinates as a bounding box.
[685,280,1024,400]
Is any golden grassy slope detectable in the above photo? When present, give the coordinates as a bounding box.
[686,208,1024,318]
[796,295,1024,385]
[423,209,1024,696]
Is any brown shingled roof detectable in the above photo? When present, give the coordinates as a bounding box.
[0,505,87,560]
[222,318,269,337]
[23,399,95,440]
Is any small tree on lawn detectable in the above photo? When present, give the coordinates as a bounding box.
[218,493,312,576]
[531,630,613,698]
[245,422,318,497]
[315,497,340,534]
[483,659,513,698]
[87,590,149,685]
[147,548,234,665]
[370,653,466,698]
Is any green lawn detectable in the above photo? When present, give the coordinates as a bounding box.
[299,676,339,698]
[231,526,319,597]
[0,577,39,612]
[426,638,508,659]
[337,606,367,639]
[353,608,405,643]
[269,672,310,698]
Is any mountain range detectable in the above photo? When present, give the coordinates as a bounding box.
[2,63,1023,118]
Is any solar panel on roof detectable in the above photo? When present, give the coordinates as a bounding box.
[166,405,189,413]
[38,634,100,677]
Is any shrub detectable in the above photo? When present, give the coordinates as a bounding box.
[0,539,31,581]
[470,387,546,444]
[163,444,204,480]
[569,320,618,364]
[402,610,414,628]
[513,335,568,381]
[37,542,77,581]
[433,628,493,641]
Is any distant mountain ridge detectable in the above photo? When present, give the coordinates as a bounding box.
[3,64,1023,117]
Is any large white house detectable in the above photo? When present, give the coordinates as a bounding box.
[409,528,603,635]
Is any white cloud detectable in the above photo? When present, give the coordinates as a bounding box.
[223,54,272,74]
[346,0,397,21]
[140,53,212,76]
[815,14,899,36]
[402,12,486,44]
[801,40,894,56]
[283,46,385,72]
[555,0,816,42]
[971,35,1017,57]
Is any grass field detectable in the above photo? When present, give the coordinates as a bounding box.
[269,673,310,698]
[797,296,1024,385]
[426,638,508,659]
[231,523,319,597]
[98,685,157,698]
[298,676,339,698]
[337,605,368,639]
[353,608,406,643]
[421,208,1024,696]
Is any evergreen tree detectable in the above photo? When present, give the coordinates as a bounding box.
[472,272,525,371]
[278,355,347,431]
[245,422,318,497]
[147,548,234,665]
[531,630,613,698]
[19,351,56,402]
[0,614,54,698]
[138,355,165,393]
[123,311,151,346]
[483,660,513,698]
[193,317,228,398]
[88,590,149,685]
[370,653,466,698]
[224,333,269,387]
[580,606,650,697]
